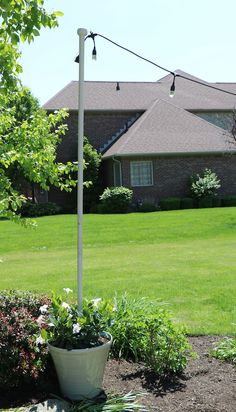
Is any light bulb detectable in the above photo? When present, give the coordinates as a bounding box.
[169,75,176,98]
[169,88,175,98]
[92,47,97,60]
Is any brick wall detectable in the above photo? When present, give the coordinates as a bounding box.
[51,109,236,208]
[49,153,236,207]
[56,110,141,163]
[118,154,236,204]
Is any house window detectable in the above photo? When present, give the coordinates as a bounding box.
[113,161,122,186]
[130,161,153,187]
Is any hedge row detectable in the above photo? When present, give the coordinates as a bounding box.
[17,195,236,217]
[159,195,236,211]
[20,202,61,217]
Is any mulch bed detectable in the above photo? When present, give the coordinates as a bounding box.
[1,336,235,411]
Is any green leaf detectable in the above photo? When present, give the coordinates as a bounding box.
[11,32,20,45]
[52,10,64,17]
[41,328,48,341]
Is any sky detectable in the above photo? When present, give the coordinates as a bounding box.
[19,0,236,104]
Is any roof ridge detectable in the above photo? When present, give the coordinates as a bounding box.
[72,80,160,85]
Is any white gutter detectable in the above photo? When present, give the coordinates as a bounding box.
[104,150,236,159]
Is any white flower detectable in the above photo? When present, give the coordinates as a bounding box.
[36,335,45,346]
[48,322,55,327]
[36,315,45,326]
[39,304,48,314]
[63,288,73,294]
[61,302,70,310]
[72,323,81,334]
[91,298,102,308]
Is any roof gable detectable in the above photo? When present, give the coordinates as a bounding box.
[103,99,234,158]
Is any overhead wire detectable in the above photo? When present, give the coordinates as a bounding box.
[84,32,236,98]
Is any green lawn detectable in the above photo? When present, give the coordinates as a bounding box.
[0,208,236,335]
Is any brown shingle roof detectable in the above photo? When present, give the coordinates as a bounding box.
[43,70,236,111]
[43,80,165,111]
[103,99,234,158]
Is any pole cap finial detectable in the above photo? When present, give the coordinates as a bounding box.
[77,28,88,37]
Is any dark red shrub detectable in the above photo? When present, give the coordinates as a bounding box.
[0,290,50,389]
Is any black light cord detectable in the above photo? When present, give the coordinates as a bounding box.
[175,73,236,96]
[81,32,236,98]
[89,32,175,77]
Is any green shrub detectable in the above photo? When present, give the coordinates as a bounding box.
[212,197,222,207]
[108,296,190,375]
[190,168,221,199]
[83,136,102,213]
[136,202,157,213]
[180,197,194,209]
[99,187,133,213]
[0,291,191,388]
[221,196,236,207]
[20,202,61,217]
[0,290,50,390]
[198,197,213,208]
[211,338,236,365]
[159,197,181,211]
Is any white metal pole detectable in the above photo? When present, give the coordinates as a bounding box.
[77,28,87,311]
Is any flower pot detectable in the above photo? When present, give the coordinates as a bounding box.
[49,333,112,400]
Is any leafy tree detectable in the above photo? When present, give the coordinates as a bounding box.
[8,86,40,123]
[0,1,76,223]
[5,87,41,201]
[83,137,102,212]
[0,0,62,93]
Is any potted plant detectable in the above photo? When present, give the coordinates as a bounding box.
[37,288,113,400]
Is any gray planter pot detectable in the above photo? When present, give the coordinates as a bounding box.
[49,334,112,400]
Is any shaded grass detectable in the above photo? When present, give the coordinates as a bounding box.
[0,208,236,335]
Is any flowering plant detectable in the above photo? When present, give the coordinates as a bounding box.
[37,289,114,350]
[190,168,221,199]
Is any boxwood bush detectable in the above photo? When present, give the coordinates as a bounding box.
[198,197,213,208]
[212,197,221,208]
[159,197,181,211]
[180,197,194,209]
[221,196,236,207]
[99,187,133,213]
[136,202,157,213]
[20,202,61,217]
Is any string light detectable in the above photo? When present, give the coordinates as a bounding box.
[92,45,97,60]
[76,31,236,98]
[169,74,176,98]
[87,32,97,60]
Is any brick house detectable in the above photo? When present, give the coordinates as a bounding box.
[43,70,236,207]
